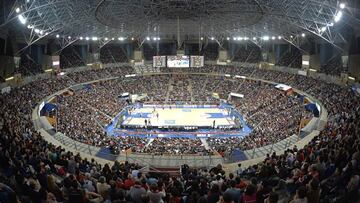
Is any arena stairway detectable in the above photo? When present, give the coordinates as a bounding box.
[188,82,194,102]
[165,78,173,102]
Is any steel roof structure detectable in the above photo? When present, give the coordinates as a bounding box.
[0,0,357,52]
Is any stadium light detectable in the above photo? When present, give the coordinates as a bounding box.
[118,37,124,41]
[278,36,282,39]
[15,7,21,13]
[244,37,249,41]
[271,36,276,40]
[157,37,160,40]
[104,37,108,40]
[56,34,60,38]
[210,37,215,40]
[79,37,83,40]
[39,30,44,35]
[340,3,345,9]
[68,36,71,39]
[131,37,135,41]
[233,37,236,41]
[18,14,27,24]
[112,38,115,40]
[92,37,98,41]
[146,37,150,41]
[85,37,89,40]
[290,35,293,38]
[226,37,230,40]
[252,37,256,40]
[334,11,343,22]
[321,26,327,32]
[27,24,33,29]
[34,29,40,33]
[263,36,270,41]
[200,37,204,40]
[301,33,306,37]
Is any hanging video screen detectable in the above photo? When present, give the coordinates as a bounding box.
[167,55,190,68]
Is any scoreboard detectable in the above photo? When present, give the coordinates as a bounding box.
[190,56,204,67]
[153,56,166,67]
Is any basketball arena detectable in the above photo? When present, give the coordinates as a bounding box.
[0,0,360,202]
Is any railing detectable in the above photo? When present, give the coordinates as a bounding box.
[52,132,224,168]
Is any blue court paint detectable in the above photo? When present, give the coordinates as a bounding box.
[164,120,176,124]
[128,112,152,118]
[182,109,192,112]
[205,113,226,119]
[105,104,253,139]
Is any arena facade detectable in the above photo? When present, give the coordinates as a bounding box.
[0,0,360,203]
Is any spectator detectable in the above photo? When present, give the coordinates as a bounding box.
[290,186,308,203]
[129,181,147,203]
[96,176,110,200]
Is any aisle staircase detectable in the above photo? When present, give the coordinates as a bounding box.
[165,78,173,102]
[188,83,194,102]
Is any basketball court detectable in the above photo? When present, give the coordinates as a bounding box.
[105,104,252,138]
[121,106,235,128]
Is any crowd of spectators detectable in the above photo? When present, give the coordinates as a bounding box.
[135,138,212,155]
[54,70,311,155]
[168,78,192,103]
[0,63,359,202]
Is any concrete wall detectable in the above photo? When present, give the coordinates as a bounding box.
[309,54,321,70]
[348,54,360,79]
[42,55,53,70]
[133,50,143,61]
[218,50,228,61]
[0,56,15,78]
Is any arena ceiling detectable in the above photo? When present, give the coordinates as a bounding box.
[1,0,358,51]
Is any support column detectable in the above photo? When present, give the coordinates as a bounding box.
[176,49,185,55]
[217,50,229,64]
[133,50,144,62]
